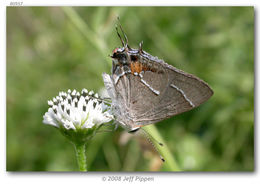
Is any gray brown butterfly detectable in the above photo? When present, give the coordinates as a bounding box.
[103,25,213,134]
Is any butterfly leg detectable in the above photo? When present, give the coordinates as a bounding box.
[96,121,119,133]
[114,69,131,85]
[113,121,119,131]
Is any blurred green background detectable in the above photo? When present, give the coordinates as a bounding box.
[6,7,254,171]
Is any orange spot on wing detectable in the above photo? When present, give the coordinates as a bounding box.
[130,62,145,74]
[136,63,142,73]
[130,63,135,74]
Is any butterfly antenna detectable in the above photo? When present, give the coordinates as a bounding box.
[102,97,112,104]
[139,128,165,162]
[117,17,129,48]
[115,25,125,47]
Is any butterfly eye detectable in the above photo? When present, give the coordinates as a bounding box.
[118,53,127,64]
[112,52,117,58]
[112,52,127,63]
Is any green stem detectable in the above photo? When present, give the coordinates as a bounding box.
[144,125,181,171]
[62,7,110,64]
[74,143,87,171]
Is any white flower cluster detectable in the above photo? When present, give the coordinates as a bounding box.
[43,89,113,130]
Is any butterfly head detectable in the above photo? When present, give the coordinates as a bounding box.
[111,47,129,66]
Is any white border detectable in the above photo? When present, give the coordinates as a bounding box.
[1,0,258,186]
[1,0,258,6]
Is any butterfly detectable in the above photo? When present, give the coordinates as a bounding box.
[103,24,213,133]
[102,23,213,162]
